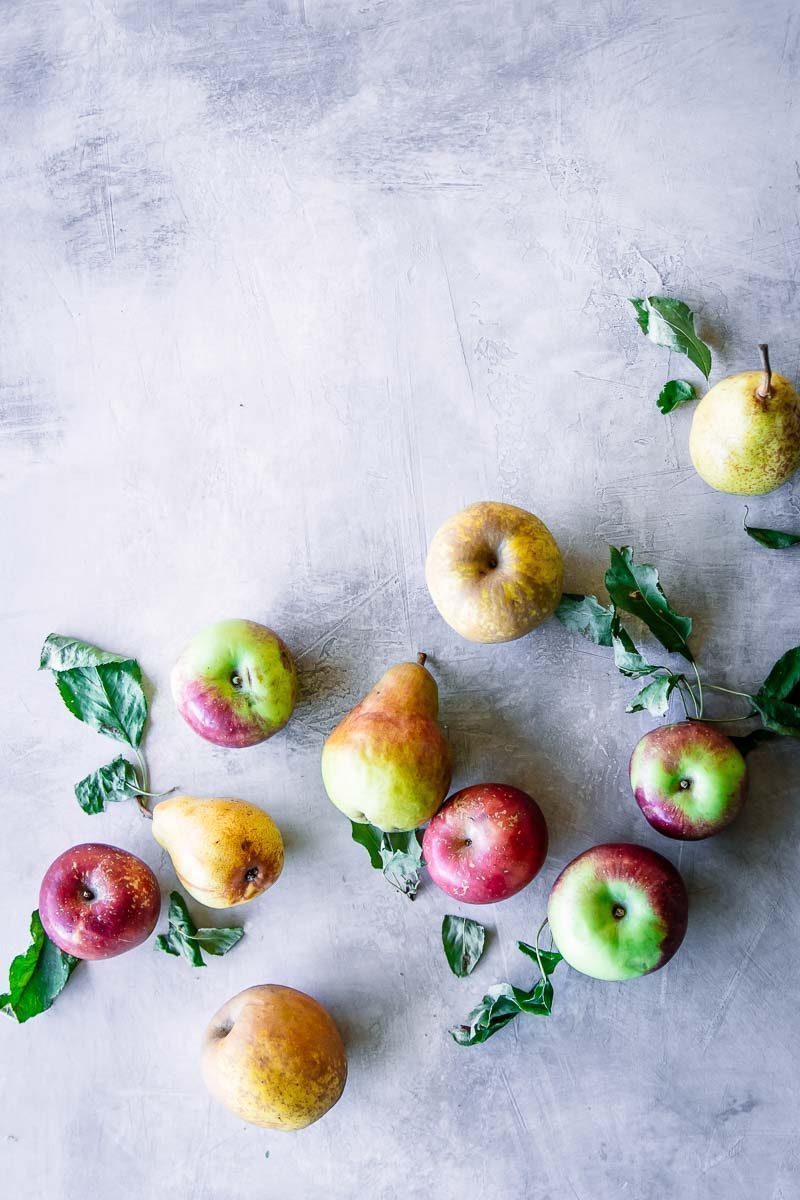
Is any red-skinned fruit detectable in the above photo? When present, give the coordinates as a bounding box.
[422,783,548,904]
[39,843,161,960]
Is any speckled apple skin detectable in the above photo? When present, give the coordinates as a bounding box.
[202,985,347,1131]
[425,501,563,643]
[39,843,161,960]
[547,843,688,982]
[423,783,548,904]
[171,618,297,747]
[630,721,747,840]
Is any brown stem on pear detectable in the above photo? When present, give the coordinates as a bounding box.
[756,343,772,403]
[416,651,427,667]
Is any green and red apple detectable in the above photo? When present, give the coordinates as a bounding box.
[425,501,563,643]
[171,618,297,748]
[547,843,688,981]
[629,722,747,840]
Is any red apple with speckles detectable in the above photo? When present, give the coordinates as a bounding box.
[422,783,548,904]
[39,843,161,960]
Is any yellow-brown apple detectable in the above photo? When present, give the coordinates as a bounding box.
[425,501,563,643]
[202,985,347,1130]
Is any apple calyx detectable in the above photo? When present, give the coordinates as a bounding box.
[756,343,772,403]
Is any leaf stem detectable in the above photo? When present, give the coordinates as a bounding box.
[133,748,153,820]
[690,661,704,719]
[704,683,752,700]
[675,683,692,720]
[533,918,549,986]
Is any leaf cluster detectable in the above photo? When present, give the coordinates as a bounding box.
[39,634,149,814]
[155,893,244,968]
[557,547,800,738]
[450,937,562,1046]
[350,822,425,898]
[557,546,694,717]
[631,296,711,413]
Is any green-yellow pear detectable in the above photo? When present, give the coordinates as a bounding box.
[321,654,452,833]
[152,795,284,908]
[689,344,800,494]
[202,984,347,1131]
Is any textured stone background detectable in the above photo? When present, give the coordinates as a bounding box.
[2,2,800,1197]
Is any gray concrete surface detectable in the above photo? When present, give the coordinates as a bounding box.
[2,1,800,1197]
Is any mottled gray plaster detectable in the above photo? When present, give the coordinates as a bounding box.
[2,2,800,1197]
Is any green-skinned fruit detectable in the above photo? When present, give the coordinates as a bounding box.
[630,722,747,840]
[689,344,800,495]
[321,654,452,833]
[547,843,688,982]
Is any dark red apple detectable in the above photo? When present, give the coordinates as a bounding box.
[39,843,161,960]
[422,783,548,904]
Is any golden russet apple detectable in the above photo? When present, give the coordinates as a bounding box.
[425,501,564,643]
[689,344,800,495]
[321,654,452,832]
[152,795,284,908]
[202,985,347,1131]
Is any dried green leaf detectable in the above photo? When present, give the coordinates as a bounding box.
[442,915,486,977]
[630,296,711,378]
[605,546,693,661]
[154,892,243,968]
[74,756,140,814]
[556,594,615,646]
[626,674,684,717]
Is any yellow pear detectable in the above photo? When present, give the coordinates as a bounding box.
[202,985,347,1131]
[321,653,452,832]
[689,344,800,494]
[152,795,284,908]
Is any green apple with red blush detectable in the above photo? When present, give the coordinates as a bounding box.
[547,843,688,981]
[171,618,297,748]
[630,722,747,840]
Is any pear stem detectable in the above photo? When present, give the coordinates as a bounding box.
[416,651,427,667]
[756,343,772,402]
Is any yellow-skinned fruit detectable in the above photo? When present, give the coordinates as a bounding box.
[425,501,563,643]
[321,655,452,833]
[152,795,284,908]
[689,344,800,495]
[202,985,347,1130]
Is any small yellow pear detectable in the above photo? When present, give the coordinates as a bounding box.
[152,795,284,908]
[201,985,347,1131]
[689,344,800,495]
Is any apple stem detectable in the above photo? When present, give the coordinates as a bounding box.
[416,651,427,667]
[756,343,772,402]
